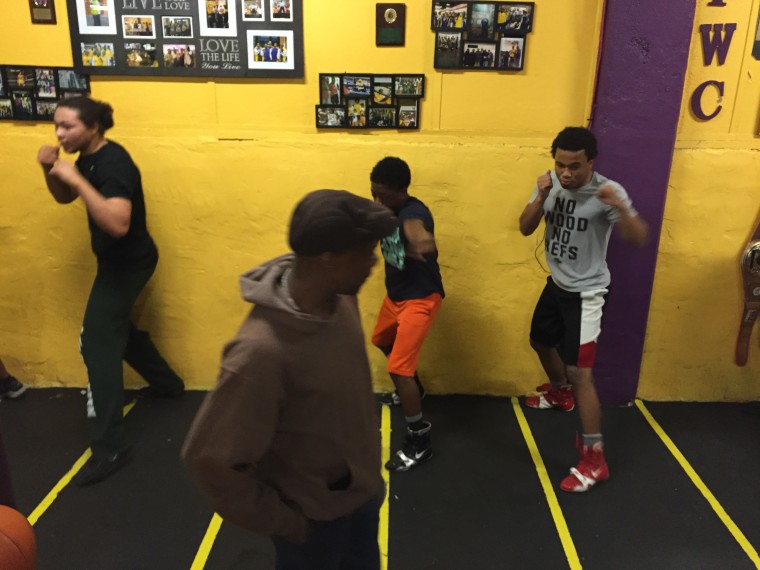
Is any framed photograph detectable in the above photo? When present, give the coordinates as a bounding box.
[376,3,406,46]
[469,3,496,40]
[122,15,156,39]
[247,31,294,70]
[372,76,393,106]
[125,43,159,67]
[270,0,293,21]
[431,2,467,31]
[315,105,347,128]
[35,69,57,98]
[242,0,264,20]
[81,43,116,67]
[462,41,497,68]
[369,106,396,128]
[0,99,12,119]
[343,75,372,97]
[58,70,89,91]
[346,98,367,128]
[29,0,57,24]
[163,45,197,68]
[35,100,57,120]
[7,68,35,90]
[497,36,525,70]
[394,74,424,97]
[162,16,193,39]
[319,74,342,105]
[11,91,34,120]
[497,2,534,34]
[434,32,463,69]
[199,0,238,37]
[76,0,117,35]
[397,98,419,129]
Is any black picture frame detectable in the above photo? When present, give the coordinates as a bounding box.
[65,0,304,79]
[315,105,347,128]
[462,40,497,69]
[434,31,463,69]
[394,74,424,98]
[496,2,534,34]
[376,3,406,46]
[343,74,372,98]
[397,98,419,129]
[319,74,343,105]
[29,0,57,24]
[346,98,369,128]
[0,64,91,122]
[496,35,525,71]
[468,3,496,41]
[368,106,397,128]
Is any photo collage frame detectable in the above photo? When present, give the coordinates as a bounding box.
[65,0,303,78]
[0,65,90,122]
[431,2,534,71]
[316,73,425,130]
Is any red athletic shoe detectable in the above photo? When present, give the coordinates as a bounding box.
[525,383,575,412]
[560,436,609,492]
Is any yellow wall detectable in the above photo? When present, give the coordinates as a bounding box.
[638,0,760,400]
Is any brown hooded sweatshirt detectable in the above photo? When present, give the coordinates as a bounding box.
[182,253,383,539]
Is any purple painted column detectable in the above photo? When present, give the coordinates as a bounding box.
[591,0,696,405]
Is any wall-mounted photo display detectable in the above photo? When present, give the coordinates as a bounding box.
[65,0,303,78]
[0,65,91,122]
[315,73,425,131]
[431,1,533,72]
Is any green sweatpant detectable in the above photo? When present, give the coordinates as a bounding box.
[80,256,184,457]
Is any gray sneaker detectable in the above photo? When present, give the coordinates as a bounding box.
[0,376,26,400]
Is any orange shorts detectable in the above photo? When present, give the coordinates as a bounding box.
[371,293,442,377]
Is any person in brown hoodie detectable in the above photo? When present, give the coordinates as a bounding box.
[182,189,397,569]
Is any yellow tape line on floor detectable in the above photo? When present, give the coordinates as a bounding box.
[379,404,391,570]
[190,513,223,570]
[27,401,136,526]
[635,399,760,567]
[511,397,582,570]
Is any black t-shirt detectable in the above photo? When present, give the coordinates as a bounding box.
[380,196,445,301]
[76,141,156,264]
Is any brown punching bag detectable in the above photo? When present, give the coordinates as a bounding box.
[736,212,760,366]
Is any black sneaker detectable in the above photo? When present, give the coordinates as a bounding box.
[385,421,433,472]
[73,448,132,486]
[379,376,426,407]
[0,376,26,400]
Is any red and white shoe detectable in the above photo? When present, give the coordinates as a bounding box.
[525,383,575,412]
[560,437,609,492]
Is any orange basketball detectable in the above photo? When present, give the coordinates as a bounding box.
[0,505,36,569]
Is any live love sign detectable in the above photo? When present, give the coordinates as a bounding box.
[65,0,304,78]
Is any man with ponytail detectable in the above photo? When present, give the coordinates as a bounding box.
[37,96,185,486]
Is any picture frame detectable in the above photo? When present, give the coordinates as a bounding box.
[242,0,265,21]
[319,74,342,105]
[462,41,497,69]
[125,42,159,67]
[431,1,467,31]
[343,75,372,97]
[58,69,89,91]
[35,68,57,98]
[315,105,347,128]
[161,16,193,39]
[247,30,294,70]
[346,98,368,128]
[469,3,496,41]
[199,0,238,38]
[35,100,57,120]
[434,31,463,69]
[371,76,394,106]
[122,15,156,39]
[0,99,12,119]
[76,0,117,36]
[397,98,419,129]
[496,2,534,34]
[162,44,197,69]
[376,3,406,46]
[496,35,525,70]
[80,42,116,67]
[7,68,35,90]
[28,0,57,25]
[369,106,397,128]
[11,91,35,120]
[270,0,293,22]
[394,74,424,98]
